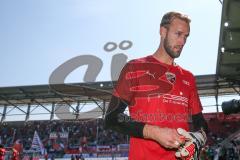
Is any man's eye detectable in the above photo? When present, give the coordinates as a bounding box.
[176,32,181,36]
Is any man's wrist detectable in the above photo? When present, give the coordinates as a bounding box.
[143,124,160,140]
[143,124,151,139]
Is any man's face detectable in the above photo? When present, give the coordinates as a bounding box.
[163,18,190,58]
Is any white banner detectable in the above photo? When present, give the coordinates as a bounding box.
[49,132,69,139]
[31,131,45,155]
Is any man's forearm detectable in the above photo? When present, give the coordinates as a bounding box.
[104,95,145,138]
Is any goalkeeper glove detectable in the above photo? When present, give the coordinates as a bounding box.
[175,128,207,160]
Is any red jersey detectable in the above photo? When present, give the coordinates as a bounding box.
[11,149,19,160]
[113,56,202,160]
[0,148,6,160]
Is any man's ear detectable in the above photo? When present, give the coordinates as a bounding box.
[160,26,167,38]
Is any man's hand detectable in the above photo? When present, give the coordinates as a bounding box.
[143,124,184,149]
[175,128,207,160]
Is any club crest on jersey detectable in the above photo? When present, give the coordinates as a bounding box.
[165,72,176,84]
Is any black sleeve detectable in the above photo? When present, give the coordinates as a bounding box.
[104,95,145,138]
[191,112,208,133]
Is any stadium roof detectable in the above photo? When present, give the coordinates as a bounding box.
[0,74,239,106]
[0,74,239,121]
[216,0,240,82]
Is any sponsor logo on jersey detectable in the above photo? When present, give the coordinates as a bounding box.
[165,72,176,84]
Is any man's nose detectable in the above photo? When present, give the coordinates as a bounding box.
[178,36,186,46]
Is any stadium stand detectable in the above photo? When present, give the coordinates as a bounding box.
[0,113,239,159]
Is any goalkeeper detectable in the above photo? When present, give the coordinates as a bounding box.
[105,11,208,160]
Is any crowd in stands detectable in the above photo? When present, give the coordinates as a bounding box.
[0,119,128,152]
[0,115,239,159]
[201,115,240,160]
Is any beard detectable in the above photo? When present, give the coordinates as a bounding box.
[163,36,182,59]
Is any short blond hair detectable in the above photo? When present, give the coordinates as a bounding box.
[160,11,191,28]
